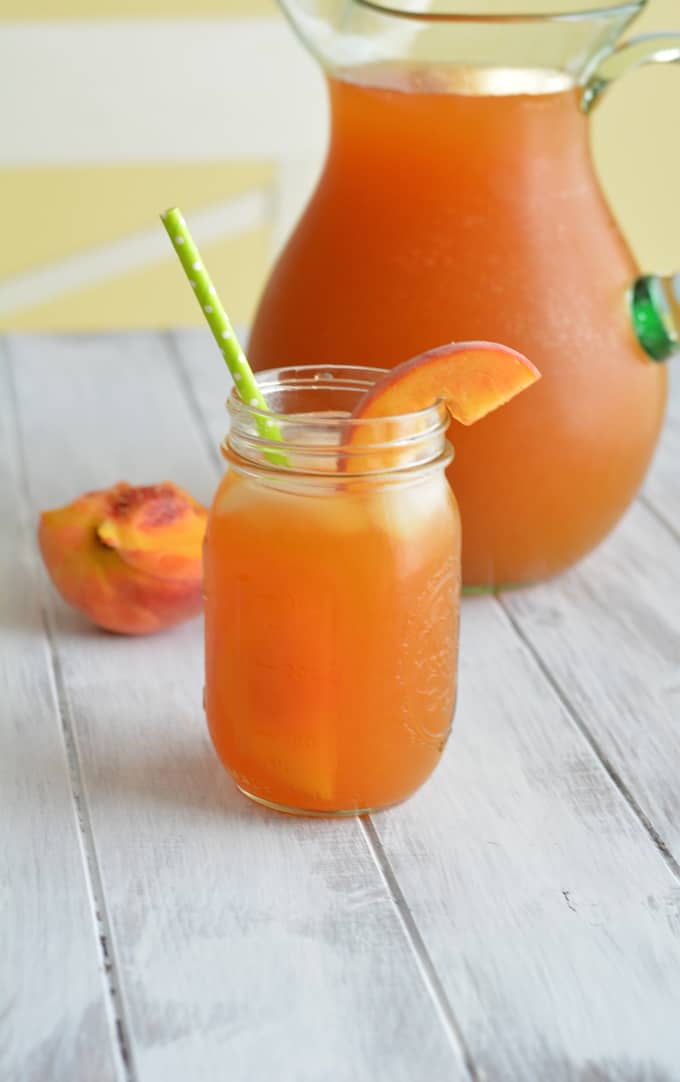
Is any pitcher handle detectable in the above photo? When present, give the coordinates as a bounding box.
[581,32,680,112]
[582,33,680,361]
[629,273,680,362]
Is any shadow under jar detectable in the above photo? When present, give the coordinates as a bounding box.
[204,365,461,816]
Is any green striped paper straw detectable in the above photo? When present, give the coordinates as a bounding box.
[161,207,287,466]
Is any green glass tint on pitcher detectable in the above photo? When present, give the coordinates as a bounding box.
[248,1,679,589]
[632,273,680,362]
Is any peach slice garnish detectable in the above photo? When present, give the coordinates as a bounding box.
[353,340,540,426]
[38,481,208,635]
[342,341,539,475]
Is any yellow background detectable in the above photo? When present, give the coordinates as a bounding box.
[0,0,678,331]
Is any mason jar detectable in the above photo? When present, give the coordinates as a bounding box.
[204,365,460,815]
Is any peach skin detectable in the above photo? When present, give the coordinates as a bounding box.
[38,482,208,635]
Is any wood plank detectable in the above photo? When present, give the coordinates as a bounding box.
[373,597,680,1081]
[9,331,469,1082]
[175,327,680,1080]
[643,362,680,538]
[501,498,680,864]
[0,343,123,1082]
[168,327,236,466]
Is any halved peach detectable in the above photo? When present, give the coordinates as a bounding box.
[353,341,540,426]
[38,481,208,635]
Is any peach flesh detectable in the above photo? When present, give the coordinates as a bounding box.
[38,481,208,635]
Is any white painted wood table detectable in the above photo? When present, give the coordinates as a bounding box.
[2,330,680,1082]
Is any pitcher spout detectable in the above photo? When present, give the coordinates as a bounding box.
[276,0,345,65]
[277,0,422,71]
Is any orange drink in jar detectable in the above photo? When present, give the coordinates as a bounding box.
[204,365,460,815]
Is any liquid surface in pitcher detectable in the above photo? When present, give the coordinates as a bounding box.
[248,63,667,587]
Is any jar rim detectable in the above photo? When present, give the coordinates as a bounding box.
[225,364,453,479]
[226,363,448,428]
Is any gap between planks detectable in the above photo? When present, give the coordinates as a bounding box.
[359,817,481,1082]
[6,344,137,1082]
[498,597,680,885]
[163,330,480,1081]
[639,493,680,547]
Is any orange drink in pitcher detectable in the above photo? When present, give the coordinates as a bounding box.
[249,1,680,589]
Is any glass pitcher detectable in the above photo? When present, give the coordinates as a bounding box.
[247,0,679,589]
